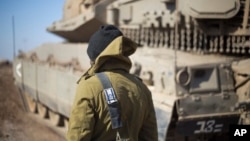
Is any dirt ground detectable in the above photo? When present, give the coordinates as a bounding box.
[0,61,65,141]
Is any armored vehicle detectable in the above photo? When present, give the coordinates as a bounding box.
[13,0,250,140]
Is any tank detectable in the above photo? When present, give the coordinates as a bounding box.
[13,0,250,140]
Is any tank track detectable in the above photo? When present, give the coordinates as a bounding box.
[120,27,250,55]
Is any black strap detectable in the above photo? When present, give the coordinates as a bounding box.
[96,72,123,129]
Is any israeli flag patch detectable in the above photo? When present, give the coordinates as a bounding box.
[104,88,118,104]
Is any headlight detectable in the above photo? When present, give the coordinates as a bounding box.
[176,68,190,86]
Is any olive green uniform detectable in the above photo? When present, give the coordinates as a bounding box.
[67,36,158,141]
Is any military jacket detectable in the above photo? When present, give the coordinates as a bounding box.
[66,36,158,141]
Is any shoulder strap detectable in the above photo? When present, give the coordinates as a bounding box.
[96,72,123,129]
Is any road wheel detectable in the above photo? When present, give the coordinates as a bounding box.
[37,103,48,118]
[49,110,63,126]
[64,118,69,129]
[24,93,37,113]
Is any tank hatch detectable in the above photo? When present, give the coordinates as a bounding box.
[180,0,241,19]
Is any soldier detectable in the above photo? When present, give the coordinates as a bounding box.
[66,25,158,141]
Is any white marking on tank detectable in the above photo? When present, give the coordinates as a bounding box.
[16,63,22,77]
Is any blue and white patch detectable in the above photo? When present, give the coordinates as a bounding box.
[104,88,118,104]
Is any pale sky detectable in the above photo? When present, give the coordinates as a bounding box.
[0,0,66,60]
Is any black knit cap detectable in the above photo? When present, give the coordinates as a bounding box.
[87,25,123,61]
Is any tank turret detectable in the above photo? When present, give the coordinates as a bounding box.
[48,0,250,55]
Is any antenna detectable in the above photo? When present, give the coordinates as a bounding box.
[174,20,177,73]
[174,1,179,75]
[174,0,179,99]
[12,16,16,59]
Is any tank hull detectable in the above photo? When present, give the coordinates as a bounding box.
[13,42,249,140]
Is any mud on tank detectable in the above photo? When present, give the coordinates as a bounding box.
[13,0,250,140]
